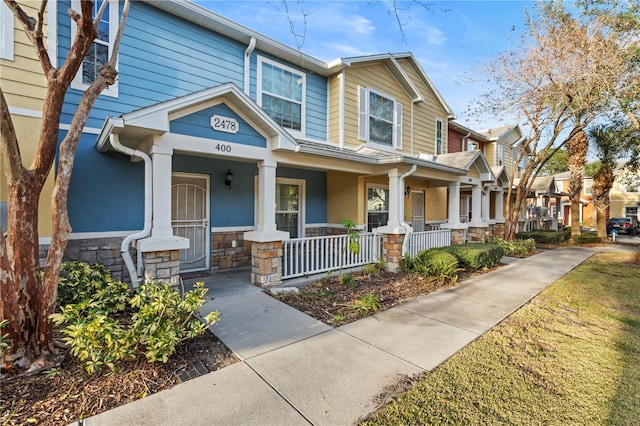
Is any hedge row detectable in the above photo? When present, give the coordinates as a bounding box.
[440,243,505,270]
[515,230,571,244]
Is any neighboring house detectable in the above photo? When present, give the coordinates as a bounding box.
[48,0,517,287]
[523,175,565,231]
[553,171,595,227]
[610,167,640,221]
[0,1,57,243]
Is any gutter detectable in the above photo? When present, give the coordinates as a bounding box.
[109,133,152,287]
[243,37,256,95]
[400,165,417,256]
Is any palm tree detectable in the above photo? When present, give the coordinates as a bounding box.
[588,123,639,240]
[565,126,589,237]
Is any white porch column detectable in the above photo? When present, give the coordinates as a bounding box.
[244,160,289,242]
[447,182,461,225]
[470,184,483,226]
[482,187,490,222]
[494,190,505,222]
[151,145,174,237]
[376,168,404,234]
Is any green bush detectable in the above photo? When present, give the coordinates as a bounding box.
[51,262,219,374]
[515,230,570,244]
[494,237,536,257]
[572,234,602,245]
[441,243,505,270]
[406,250,461,282]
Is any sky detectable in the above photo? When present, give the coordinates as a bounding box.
[196,0,536,129]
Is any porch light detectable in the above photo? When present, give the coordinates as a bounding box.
[225,169,233,188]
[405,186,411,196]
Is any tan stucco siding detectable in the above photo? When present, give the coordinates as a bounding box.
[327,74,341,143]
[425,187,448,221]
[609,181,640,218]
[327,171,361,224]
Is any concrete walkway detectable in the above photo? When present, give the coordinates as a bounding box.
[79,246,630,426]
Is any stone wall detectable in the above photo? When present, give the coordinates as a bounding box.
[211,231,251,271]
[59,237,131,283]
[251,241,283,287]
[382,234,404,272]
[142,250,180,288]
[450,229,466,245]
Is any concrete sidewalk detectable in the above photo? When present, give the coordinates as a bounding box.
[80,247,622,426]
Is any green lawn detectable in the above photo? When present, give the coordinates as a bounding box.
[362,252,640,425]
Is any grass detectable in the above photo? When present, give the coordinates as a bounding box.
[362,252,640,425]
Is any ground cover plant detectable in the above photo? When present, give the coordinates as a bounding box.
[275,244,509,326]
[0,262,239,425]
[361,251,640,425]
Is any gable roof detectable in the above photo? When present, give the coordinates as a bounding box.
[491,166,511,187]
[96,82,298,152]
[333,53,455,117]
[432,151,493,181]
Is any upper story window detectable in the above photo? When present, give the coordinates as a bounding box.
[467,141,478,151]
[497,144,504,166]
[258,56,306,137]
[0,1,14,60]
[435,119,444,154]
[71,0,118,97]
[584,179,593,195]
[359,87,402,149]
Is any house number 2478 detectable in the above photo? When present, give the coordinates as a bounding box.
[211,115,239,134]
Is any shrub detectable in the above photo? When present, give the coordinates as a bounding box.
[441,243,505,270]
[572,234,602,245]
[410,250,461,282]
[362,264,380,277]
[51,262,219,374]
[494,237,536,257]
[515,230,570,244]
[339,273,356,289]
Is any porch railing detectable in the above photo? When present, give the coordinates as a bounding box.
[282,233,383,279]
[407,229,452,258]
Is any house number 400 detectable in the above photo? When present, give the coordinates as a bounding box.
[211,115,239,134]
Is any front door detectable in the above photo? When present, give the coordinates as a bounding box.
[171,173,210,272]
[411,191,425,232]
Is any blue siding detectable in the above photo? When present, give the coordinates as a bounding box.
[170,104,266,147]
[58,1,328,138]
[172,156,256,227]
[67,132,145,232]
[277,167,327,223]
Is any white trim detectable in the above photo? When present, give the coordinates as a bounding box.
[47,0,57,67]
[8,107,42,118]
[59,123,102,134]
[257,55,306,138]
[339,70,345,148]
[366,184,390,232]
[359,86,402,149]
[276,177,306,238]
[39,230,141,244]
[435,118,444,155]
[211,225,255,233]
[70,0,119,97]
[0,2,14,60]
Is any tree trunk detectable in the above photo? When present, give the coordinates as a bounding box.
[596,206,607,240]
[570,196,581,237]
[0,176,49,369]
[566,127,589,238]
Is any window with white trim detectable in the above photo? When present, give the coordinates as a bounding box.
[276,178,305,238]
[467,141,478,151]
[0,1,14,60]
[497,144,504,166]
[435,119,444,154]
[359,87,402,148]
[584,179,593,195]
[71,0,118,97]
[258,56,305,136]
[367,186,389,232]
[625,206,638,219]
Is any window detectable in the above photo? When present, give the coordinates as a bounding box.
[435,119,443,154]
[258,56,305,136]
[276,179,304,238]
[625,206,638,220]
[497,144,504,166]
[0,1,14,60]
[367,186,389,232]
[71,0,118,97]
[584,179,592,195]
[619,177,640,193]
[467,141,478,151]
[359,87,402,148]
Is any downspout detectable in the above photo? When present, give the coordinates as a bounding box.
[244,37,256,96]
[400,164,417,256]
[461,131,471,152]
[110,133,152,287]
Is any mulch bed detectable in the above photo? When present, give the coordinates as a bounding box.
[0,331,239,426]
[272,267,498,327]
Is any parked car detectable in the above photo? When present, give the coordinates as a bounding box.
[606,217,639,235]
